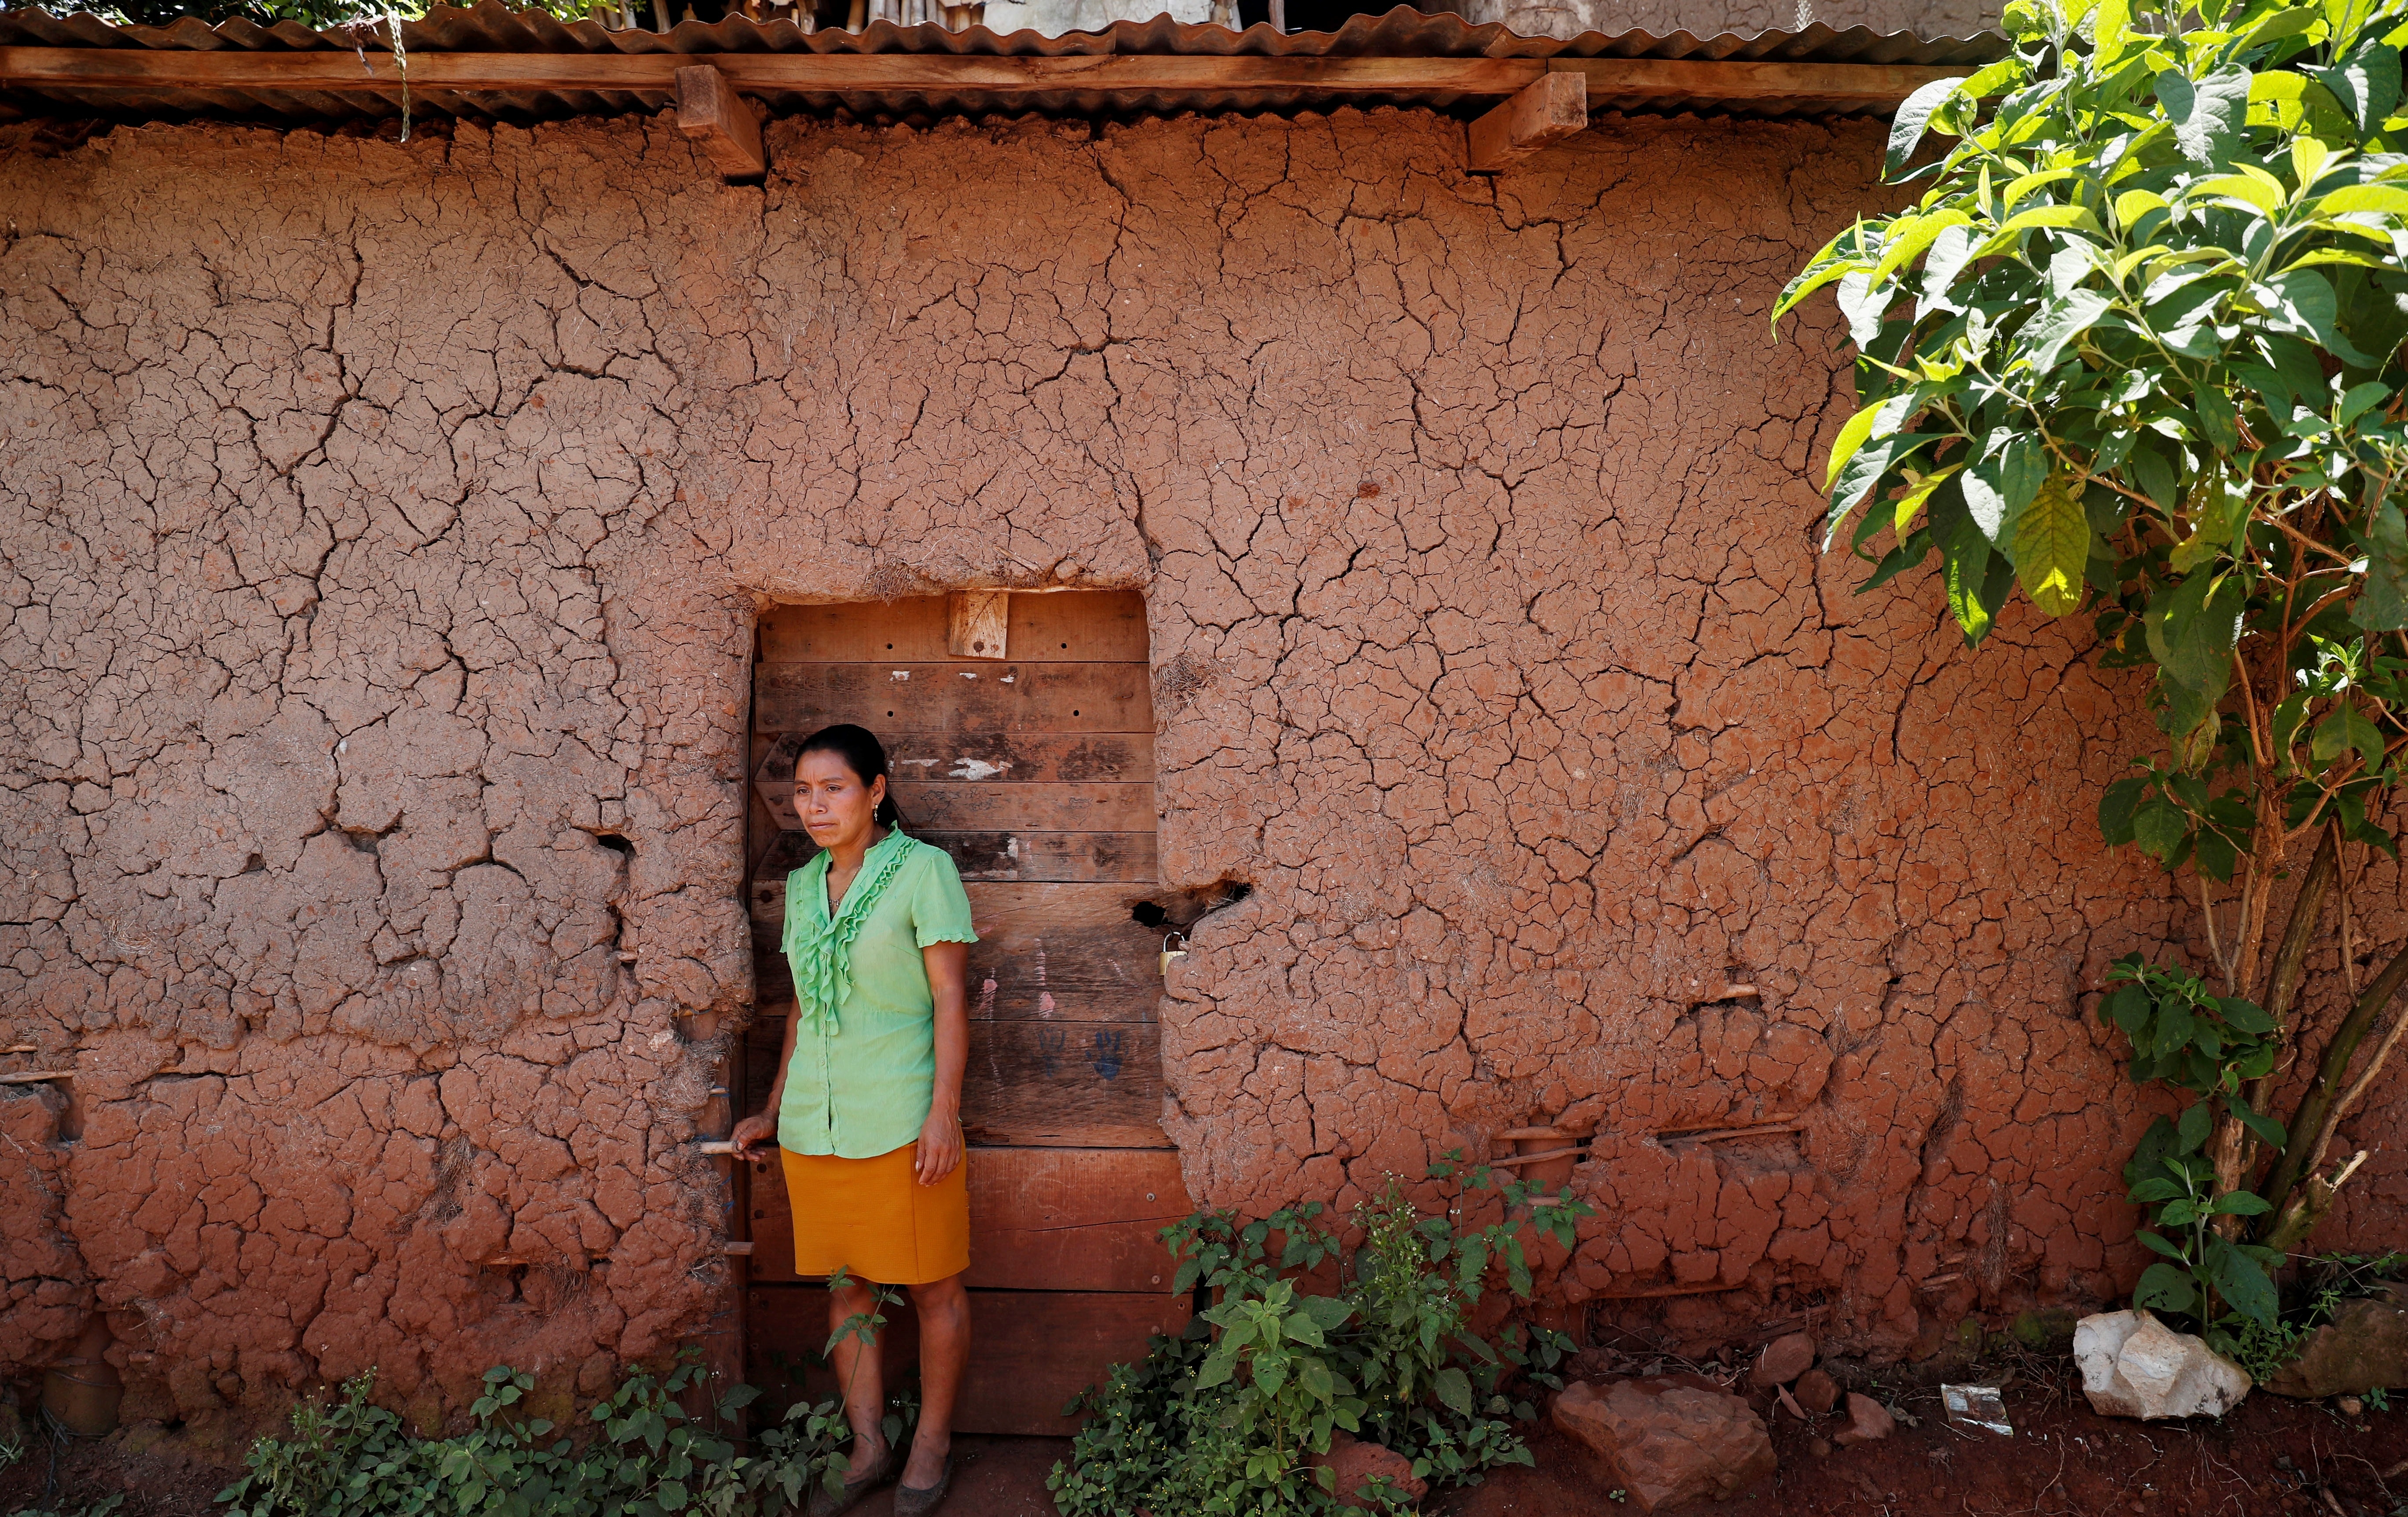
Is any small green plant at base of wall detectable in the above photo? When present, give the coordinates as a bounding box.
[1047,1159,1588,1517]
[2102,956,2288,1336]
[2225,1249,2408,1379]
[215,1354,856,1517]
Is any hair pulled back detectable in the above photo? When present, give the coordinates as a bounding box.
[797,724,906,829]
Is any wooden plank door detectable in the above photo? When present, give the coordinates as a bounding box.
[741,591,1193,1435]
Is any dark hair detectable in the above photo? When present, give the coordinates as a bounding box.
[796,724,906,829]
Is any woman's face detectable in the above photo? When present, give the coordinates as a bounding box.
[797,750,886,852]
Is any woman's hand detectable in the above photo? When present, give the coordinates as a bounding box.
[914,1103,963,1186]
[730,1111,778,1159]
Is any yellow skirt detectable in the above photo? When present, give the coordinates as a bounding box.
[779,1142,969,1286]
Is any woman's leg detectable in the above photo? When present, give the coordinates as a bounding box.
[903,1270,969,1488]
[825,1277,887,1475]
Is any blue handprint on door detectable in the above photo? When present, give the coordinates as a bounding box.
[1090,1029,1123,1080]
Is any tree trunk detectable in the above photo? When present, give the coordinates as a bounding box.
[2212,827,2333,1217]
[2258,940,2408,1238]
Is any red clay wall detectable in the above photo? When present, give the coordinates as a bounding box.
[2,104,2391,1425]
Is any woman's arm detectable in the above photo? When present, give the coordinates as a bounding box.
[915,940,970,1185]
[730,1005,803,1158]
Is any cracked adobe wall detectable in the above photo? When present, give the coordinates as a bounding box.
[3,105,2392,1422]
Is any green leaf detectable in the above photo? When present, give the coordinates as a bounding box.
[2203,1233,2280,1326]
[2026,288,2116,377]
[2312,702,2384,767]
[2316,183,2408,216]
[1945,541,1997,645]
[1824,393,1916,493]
[2012,471,2092,617]
[2211,1190,2274,1216]
[2230,1099,2288,1150]
[1433,1366,1475,1415]
[1888,76,1968,175]
[2100,775,2151,845]
[2159,66,2252,167]
[2133,796,2190,860]
[1298,1357,1336,1405]
[2217,998,2274,1034]
[2176,1099,2214,1154]
[2145,571,2246,695]
[2136,1229,2191,1260]
[1872,209,1976,287]
[2125,1116,2179,1186]
[2311,42,2402,130]
[2264,268,2377,365]
[2359,501,2408,630]
[1965,433,2048,546]
[2134,1261,2200,1313]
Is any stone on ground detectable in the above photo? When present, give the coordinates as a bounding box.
[2265,1289,2408,1398]
[1750,1331,1817,1390]
[2074,1309,2251,1419]
[1310,1430,1427,1509]
[1552,1376,1777,1512]
[1831,1392,1894,1446]
[1793,1368,1841,1415]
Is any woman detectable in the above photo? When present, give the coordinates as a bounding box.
[730,724,975,1517]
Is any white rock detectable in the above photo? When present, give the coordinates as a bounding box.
[2074,1310,2252,1420]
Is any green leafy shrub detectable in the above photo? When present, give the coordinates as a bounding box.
[216,1354,855,1517]
[1777,0,2408,1298]
[1047,1159,1587,1517]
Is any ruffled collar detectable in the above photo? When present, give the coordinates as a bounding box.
[788,829,914,1036]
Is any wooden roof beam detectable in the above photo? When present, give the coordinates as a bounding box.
[0,47,1970,107]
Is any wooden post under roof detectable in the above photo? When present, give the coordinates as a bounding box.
[1466,69,1587,172]
[674,63,765,181]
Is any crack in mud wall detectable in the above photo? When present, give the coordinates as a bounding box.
[2,105,2393,1418]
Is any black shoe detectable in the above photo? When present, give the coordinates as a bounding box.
[892,1453,953,1516]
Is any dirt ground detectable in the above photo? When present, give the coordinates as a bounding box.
[7,1373,2404,1517]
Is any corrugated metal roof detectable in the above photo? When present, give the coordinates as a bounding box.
[0,2,2008,129]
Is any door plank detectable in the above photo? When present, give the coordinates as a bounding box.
[754,662,1153,734]
[965,1018,1164,1143]
[756,730,1156,788]
[760,591,1149,665]
[753,953,1162,1024]
[752,880,1168,1021]
[739,1013,1168,1141]
[747,1147,1192,1288]
[754,828,1158,885]
[921,830,1158,884]
[753,780,1155,834]
[744,1285,1188,1436]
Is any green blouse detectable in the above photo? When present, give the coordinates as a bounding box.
[777,830,979,1159]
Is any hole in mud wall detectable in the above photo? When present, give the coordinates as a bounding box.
[738,589,1203,1437]
[591,833,635,859]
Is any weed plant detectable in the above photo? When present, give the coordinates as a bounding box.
[2227,1249,2408,1381]
[1047,1156,1589,1517]
[217,1275,909,1517]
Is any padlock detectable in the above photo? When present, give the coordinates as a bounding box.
[1160,932,1188,978]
